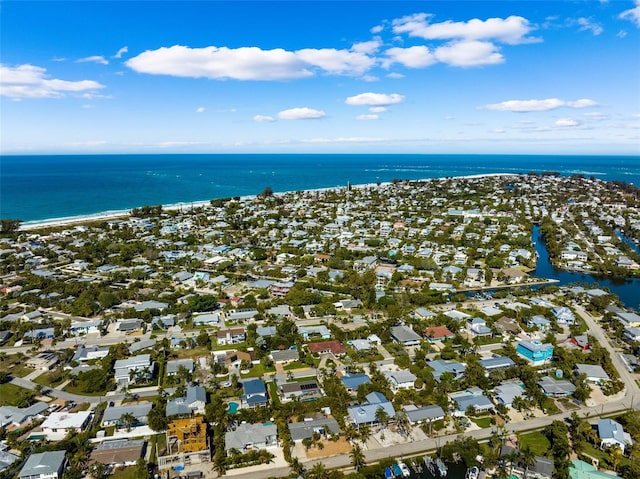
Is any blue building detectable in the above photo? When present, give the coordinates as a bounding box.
[241,379,268,408]
[516,340,554,365]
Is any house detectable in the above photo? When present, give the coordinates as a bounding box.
[493,382,526,408]
[68,319,102,336]
[624,327,640,342]
[347,339,375,351]
[427,359,466,382]
[225,422,278,452]
[341,373,371,394]
[559,335,590,351]
[450,388,493,416]
[163,417,209,458]
[216,328,246,346]
[115,318,143,333]
[353,256,378,272]
[167,386,207,417]
[390,325,421,346]
[41,411,92,441]
[597,419,633,452]
[516,340,554,366]
[479,356,516,375]
[383,370,417,391]
[307,340,347,356]
[113,354,154,387]
[424,325,455,342]
[128,339,155,354]
[617,312,640,328]
[299,325,331,341]
[279,380,323,402]
[288,417,340,442]
[402,405,445,425]
[526,316,551,331]
[0,402,48,429]
[552,306,576,325]
[24,328,55,341]
[71,345,109,363]
[270,349,299,364]
[468,317,492,337]
[537,376,576,397]
[495,316,521,335]
[574,364,610,384]
[102,403,153,428]
[90,439,146,468]
[347,392,395,427]
[19,451,66,479]
[26,352,59,371]
[166,359,194,376]
[569,459,618,479]
[270,281,294,298]
[192,312,221,326]
[241,379,268,408]
[413,308,436,320]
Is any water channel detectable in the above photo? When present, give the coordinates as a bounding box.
[531,225,640,310]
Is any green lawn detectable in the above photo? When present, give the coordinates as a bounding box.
[109,467,139,479]
[267,382,281,406]
[0,383,35,407]
[470,416,493,428]
[63,383,113,396]
[0,356,33,378]
[517,431,550,456]
[33,371,66,388]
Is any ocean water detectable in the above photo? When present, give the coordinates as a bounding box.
[1,154,639,222]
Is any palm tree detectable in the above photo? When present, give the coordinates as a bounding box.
[519,445,536,479]
[306,462,330,479]
[120,412,136,431]
[350,443,366,471]
[375,406,390,431]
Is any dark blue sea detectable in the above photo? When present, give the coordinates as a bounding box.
[1,154,639,222]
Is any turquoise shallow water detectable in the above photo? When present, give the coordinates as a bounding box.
[1,154,639,221]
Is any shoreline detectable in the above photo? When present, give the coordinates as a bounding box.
[18,173,517,231]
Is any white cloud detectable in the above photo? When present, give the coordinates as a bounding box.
[620,0,640,27]
[483,98,598,112]
[383,46,436,68]
[370,25,384,34]
[369,106,387,113]
[254,114,275,122]
[574,17,603,35]
[302,137,384,143]
[617,30,628,38]
[392,13,538,44]
[361,75,379,82]
[113,46,129,59]
[77,55,109,65]
[555,118,580,127]
[196,107,206,113]
[0,64,105,99]
[278,107,325,120]
[434,41,504,66]
[345,92,404,106]
[584,112,609,121]
[386,72,405,79]
[632,113,640,119]
[126,44,375,80]
[356,114,379,120]
[351,38,382,55]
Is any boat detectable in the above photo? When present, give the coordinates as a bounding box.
[465,466,479,479]
[410,459,422,473]
[392,464,402,477]
[397,460,411,477]
[384,467,394,479]
[435,458,447,477]
[423,457,436,475]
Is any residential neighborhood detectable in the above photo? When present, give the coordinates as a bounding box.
[1,174,640,479]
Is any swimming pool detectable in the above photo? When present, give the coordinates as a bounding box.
[227,401,239,414]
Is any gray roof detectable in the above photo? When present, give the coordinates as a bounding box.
[20,451,66,479]
[167,359,194,375]
[494,382,526,405]
[479,356,516,371]
[537,376,576,396]
[427,359,466,381]
[270,350,299,362]
[225,422,277,451]
[597,419,630,444]
[575,364,610,380]
[348,400,396,425]
[128,339,156,353]
[166,399,193,417]
[0,402,48,426]
[404,405,445,423]
[390,325,422,344]
[102,403,153,424]
[451,391,493,412]
[256,326,277,337]
[288,417,340,441]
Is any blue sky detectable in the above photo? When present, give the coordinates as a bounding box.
[1,0,639,155]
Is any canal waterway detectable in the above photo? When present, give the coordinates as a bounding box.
[531,225,640,310]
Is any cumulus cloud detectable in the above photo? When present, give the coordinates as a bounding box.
[351,38,383,54]
[620,0,640,27]
[0,63,105,99]
[196,107,206,113]
[369,106,387,113]
[370,25,384,34]
[386,72,405,79]
[434,40,504,66]
[483,98,598,112]
[253,114,275,122]
[345,92,404,106]
[392,13,539,44]
[77,55,109,65]
[126,44,376,80]
[356,114,379,120]
[278,107,325,120]
[555,118,580,127]
[383,46,436,68]
[113,46,129,59]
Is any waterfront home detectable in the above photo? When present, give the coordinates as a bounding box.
[574,364,610,384]
[623,327,640,342]
[427,359,466,381]
[347,392,395,428]
[225,422,278,453]
[552,306,576,325]
[41,411,92,441]
[390,325,421,346]
[288,416,340,442]
[19,451,66,479]
[102,403,153,428]
[597,419,633,453]
[516,340,554,366]
[241,379,268,408]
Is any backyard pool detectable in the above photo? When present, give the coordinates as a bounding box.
[227,401,239,414]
